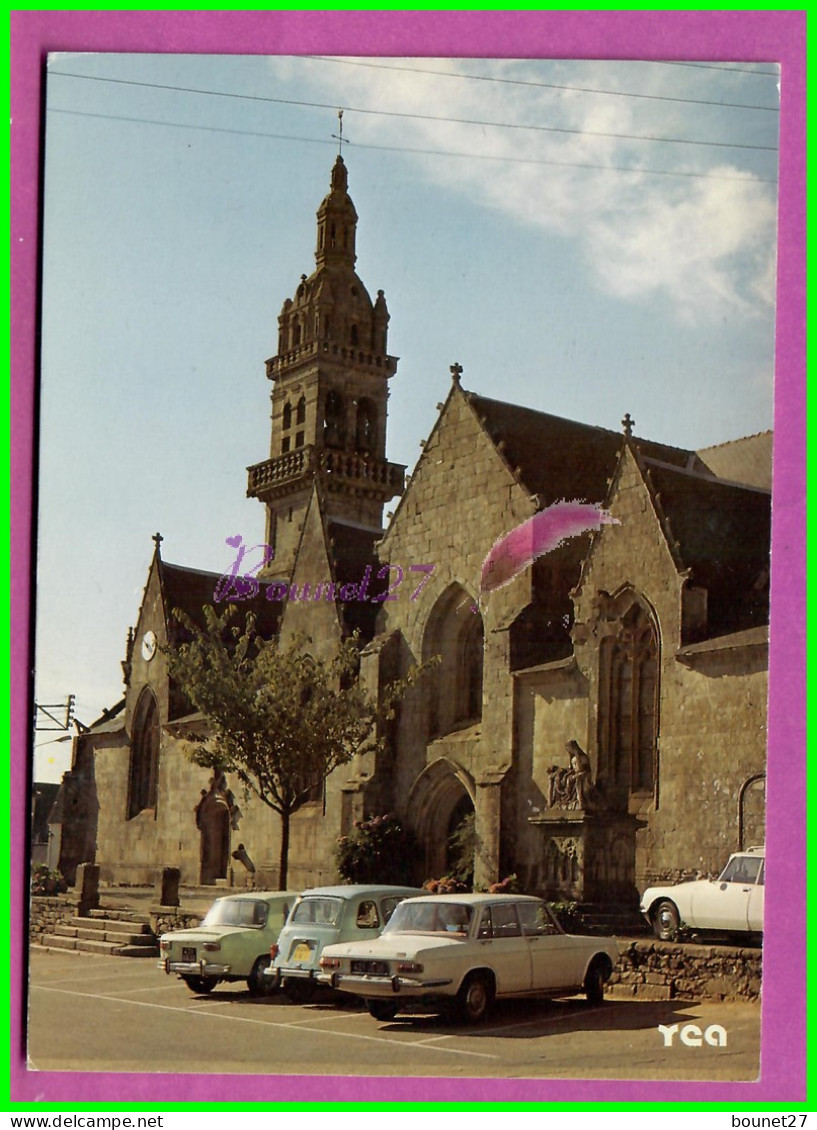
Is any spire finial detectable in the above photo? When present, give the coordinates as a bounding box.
[332,109,348,157]
[450,361,463,384]
[152,531,163,555]
[621,412,635,437]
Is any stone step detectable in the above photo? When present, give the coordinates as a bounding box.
[52,923,156,947]
[71,915,154,935]
[88,908,152,925]
[40,933,160,958]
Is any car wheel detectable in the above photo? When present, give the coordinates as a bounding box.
[584,959,607,1005]
[367,999,399,1022]
[247,957,274,997]
[652,899,681,941]
[284,978,316,1003]
[456,973,493,1024]
[182,975,218,994]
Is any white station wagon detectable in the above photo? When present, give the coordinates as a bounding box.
[640,847,765,941]
[318,892,620,1024]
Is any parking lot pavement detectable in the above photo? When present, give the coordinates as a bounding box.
[26,947,760,1080]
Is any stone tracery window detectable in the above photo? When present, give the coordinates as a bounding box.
[127,688,160,818]
[423,585,484,738]
[598,601,658,796]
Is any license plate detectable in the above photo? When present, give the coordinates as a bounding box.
[292,942,313,963]
[351,960,389,975]
[182,947,196,962]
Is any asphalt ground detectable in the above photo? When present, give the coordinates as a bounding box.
[26,947,760,1081]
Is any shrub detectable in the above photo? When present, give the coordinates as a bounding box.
[335,813,420,885]
[31,865,67,896]
[547,900,583,932]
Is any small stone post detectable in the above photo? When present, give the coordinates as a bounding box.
[75,862,100,918]
[156,866,181,907]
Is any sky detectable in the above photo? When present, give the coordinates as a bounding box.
[32,53,781,782]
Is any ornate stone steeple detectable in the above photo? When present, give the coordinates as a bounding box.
[247,156,404,580]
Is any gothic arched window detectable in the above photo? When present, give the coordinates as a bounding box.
[127,688,160,818]
[355,398,376,453]
[423,586,484,738]
[323,389,345,448]
[599,602,658,797]
[282,402,292,431]
[296,396,306,426]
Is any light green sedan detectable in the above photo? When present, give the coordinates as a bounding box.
[159,891,298,995]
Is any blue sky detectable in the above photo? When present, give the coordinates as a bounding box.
[33,54,780,781]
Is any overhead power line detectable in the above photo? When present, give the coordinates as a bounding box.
[304,55,781,112]
[47,107,778,185]
[49,71,779,153]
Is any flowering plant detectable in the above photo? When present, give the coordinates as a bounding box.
[31,865,68,896]
[487,874,520,894]
[335,813,419,885]
[423,876,469,894]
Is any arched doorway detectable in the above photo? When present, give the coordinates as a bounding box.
[195,776,235,885]
[406,758,476,881]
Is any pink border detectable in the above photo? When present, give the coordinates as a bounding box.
[10,10,806,1105]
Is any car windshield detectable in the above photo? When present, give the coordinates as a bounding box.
[290,897,343,926]
[202,899,269,928]
[383,901,473,936]
[719,855,763,884]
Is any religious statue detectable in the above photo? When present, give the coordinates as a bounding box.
[547,741,602,811]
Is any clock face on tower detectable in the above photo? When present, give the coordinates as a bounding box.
[141,630,157,662]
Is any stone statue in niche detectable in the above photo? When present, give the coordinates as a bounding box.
[547,740,603,811]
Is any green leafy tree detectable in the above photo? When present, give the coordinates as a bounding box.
[164,605,421,889]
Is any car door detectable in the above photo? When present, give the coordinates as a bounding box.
[520,901,587,990]
[691,855,762,931]
[474,904,532,994]
[747,860,764,932]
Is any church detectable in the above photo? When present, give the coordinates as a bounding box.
[63,154,771,906]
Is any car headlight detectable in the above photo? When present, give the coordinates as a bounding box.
[396,961,423,974]
[319,956,341,970]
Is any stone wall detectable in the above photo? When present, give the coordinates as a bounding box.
[610,940,762,1001]
[29,895,77,941]
[149,906,203,935]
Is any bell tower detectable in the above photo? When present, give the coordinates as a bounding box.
[247,156,405,580]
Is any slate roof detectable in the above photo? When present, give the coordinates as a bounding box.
[696,431,773,491]
[643,458,771,635]
[467,392,702,505]
[160,559,284,642]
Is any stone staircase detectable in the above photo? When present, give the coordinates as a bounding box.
[40,907,159,958]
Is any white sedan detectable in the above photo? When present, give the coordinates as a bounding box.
[318,892,620,1024]
[640,847,764,941]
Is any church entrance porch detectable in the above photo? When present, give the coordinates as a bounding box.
[405,757,476,883]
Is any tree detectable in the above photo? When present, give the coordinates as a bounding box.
[164,605,419,889]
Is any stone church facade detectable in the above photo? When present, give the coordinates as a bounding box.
[66,156,770,904]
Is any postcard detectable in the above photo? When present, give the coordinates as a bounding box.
[10,10,806,1109]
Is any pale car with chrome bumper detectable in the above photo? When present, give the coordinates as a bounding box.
[640,847,764,941]
[318,892,620,1023]
[266,884,424,1001]
[159,890,298,995]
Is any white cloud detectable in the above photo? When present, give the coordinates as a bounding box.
[277,57,780,324]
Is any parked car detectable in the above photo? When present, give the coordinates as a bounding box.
[317,892,620,1024]
[640,847,764,941]
[159,890,298,995]
[267,884,425,1000]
